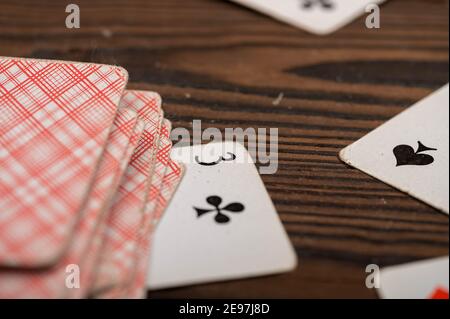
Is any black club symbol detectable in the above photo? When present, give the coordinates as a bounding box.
[302,0,334,10]
[194,196,245,224]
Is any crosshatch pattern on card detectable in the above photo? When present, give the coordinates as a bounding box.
[0,0,449,299]
[92,90,163,293]
[0,107,138,298]
[0,57,128,268]
[85,117,146,298]
[128,121,182,298]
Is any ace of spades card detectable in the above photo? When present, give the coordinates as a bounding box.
[340,84,449,214]
[229,0,387,35]
[147,142,297,290]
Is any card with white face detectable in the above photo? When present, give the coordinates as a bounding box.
[147,142,297,290]
[229,0,386,35]
[340,84,449,214]
[378,256,449,299]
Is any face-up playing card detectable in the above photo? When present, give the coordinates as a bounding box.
[229,0,386,35]
[378,256,449,299]
[0,57,128,268]
[147,141,297,290]
[340,84,449,214]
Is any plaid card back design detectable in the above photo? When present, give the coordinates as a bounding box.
[128,158,185,298]
[0,108,137,298]
[85,118,145,298]
[0,57,128,267]
[154,158,186,223]
[144,119,172,223]
[94,119,175,299]
[92,90,162,293]
[68,109,142,298]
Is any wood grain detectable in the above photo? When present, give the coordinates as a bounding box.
[0,0,448,298]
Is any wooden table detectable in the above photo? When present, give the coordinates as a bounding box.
[1,0,448,298]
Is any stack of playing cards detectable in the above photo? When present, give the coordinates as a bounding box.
[0,57,184,298]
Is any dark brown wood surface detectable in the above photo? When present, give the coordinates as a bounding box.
[0,0,448,298]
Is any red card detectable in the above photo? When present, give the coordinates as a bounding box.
[0,57,128,268]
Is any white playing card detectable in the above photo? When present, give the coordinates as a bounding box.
[148,142,297,290]
[340,84,449,214]
[378,256,449,299]
[229,0,386,35]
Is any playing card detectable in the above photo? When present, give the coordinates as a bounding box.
[340,84,449,214]
[229,0,386,35]
[93,119,172,298]
[144,119,173,227]
[124,120,173,298]
[85,117,145,297]
[378,256,449,299]
[91,90,163,294]
[127,154,184,298]
[153,153,186,225]
[147,141,297,290]
[94,120,185,299]
[68,110,145,298]
[0,107,139,298]
[0,57,128,267]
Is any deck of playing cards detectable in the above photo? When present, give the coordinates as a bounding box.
[0,56,296,299]
[0,57,184,298]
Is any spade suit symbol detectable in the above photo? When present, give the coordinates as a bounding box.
[393,141,437,167]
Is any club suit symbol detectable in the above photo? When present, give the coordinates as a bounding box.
[194,196,245,224]
[393,141,437,167]
[302,0,334,10]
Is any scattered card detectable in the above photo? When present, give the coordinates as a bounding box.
[229,0,386,35]
[378,256,449,299]
[148,142,297,290]
[340,84,449,214]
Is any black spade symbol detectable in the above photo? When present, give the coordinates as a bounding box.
[393,141,437,167]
